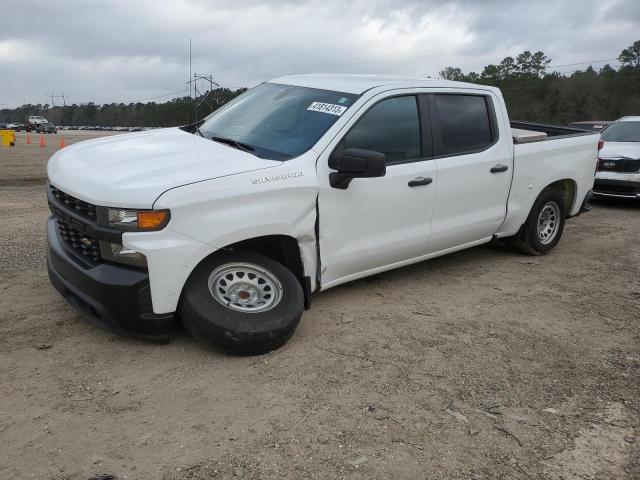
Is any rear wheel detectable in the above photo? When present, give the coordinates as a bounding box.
[180,251,303,355]
[512,188,566,255]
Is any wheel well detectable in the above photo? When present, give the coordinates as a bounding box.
[545,179,577,216]
[221,235,311,309]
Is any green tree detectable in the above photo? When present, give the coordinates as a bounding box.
[531,51,551,77]
[516,51,550,78]
[619,40,640,68]
[599,64,616,77]
[439,67,465,80]
[481,64,501,81]
[498,56,517,79]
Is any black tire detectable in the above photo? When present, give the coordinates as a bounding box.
[180,251,304,355]
[512,188,566,255]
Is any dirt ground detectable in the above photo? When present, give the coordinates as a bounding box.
[0,132,638,480]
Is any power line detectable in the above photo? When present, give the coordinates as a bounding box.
[122,89,189,104]
[546,58,619,69]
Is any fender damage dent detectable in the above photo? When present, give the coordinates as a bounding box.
[145,156,320,312]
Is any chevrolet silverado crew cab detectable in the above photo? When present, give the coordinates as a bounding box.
[46,74,598,354]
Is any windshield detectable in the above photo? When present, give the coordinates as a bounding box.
[601,121,640,142]
[198,83,358,160]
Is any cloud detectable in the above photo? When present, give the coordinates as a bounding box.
[0,0,637,107]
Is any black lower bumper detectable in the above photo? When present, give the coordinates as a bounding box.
[593,179,640,199]
[47,217,174,342]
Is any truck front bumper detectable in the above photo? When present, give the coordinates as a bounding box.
[47,217,175,342]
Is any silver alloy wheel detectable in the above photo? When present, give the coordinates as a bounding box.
[537,201,561,245]
[208,262,283,313]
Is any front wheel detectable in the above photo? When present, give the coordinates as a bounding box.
[512,188,566,255]
[180,251,304,355]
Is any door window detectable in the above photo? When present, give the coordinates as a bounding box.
[339,96,421,163]
[432,94,495,156]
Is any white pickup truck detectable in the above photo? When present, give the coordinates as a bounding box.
[46,74,598,354]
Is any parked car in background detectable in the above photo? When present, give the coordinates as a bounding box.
[594,116,640,199]
[46,74,598,354]
[7,122,26,131]
[25,115,51,132]
[568,121,611,132]
[37,122,58,134]
[28,115,48,125]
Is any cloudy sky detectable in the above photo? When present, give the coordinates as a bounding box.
[1,0,638,107]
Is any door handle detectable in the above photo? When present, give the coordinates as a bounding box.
[408,177,433,187]
[490,164,509,173]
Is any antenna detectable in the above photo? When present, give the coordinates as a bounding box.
[189,37,192,124]
[186,38,221,123]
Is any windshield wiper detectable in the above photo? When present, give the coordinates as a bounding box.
[209,135,256,154]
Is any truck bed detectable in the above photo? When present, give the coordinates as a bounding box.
[511,121,598,144]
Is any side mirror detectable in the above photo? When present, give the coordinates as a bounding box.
[329,148,386,189]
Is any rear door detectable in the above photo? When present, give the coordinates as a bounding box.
[426,91,513,253]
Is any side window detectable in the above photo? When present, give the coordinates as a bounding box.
[340,96,421,163]
[433,94,495,156]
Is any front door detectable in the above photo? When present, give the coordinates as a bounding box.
[317,94,437,289]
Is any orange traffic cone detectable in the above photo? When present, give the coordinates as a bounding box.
[26,132,31,144]
[59,137,66,149]
[39,134,46,147]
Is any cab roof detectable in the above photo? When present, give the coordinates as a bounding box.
[269,73,495,95]
[618,116,640,122]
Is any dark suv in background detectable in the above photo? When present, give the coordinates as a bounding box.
[37,122,58,134]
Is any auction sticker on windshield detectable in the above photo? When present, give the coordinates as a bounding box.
[307,102,347,116]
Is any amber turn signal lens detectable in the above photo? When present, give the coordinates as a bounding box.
[137,210,168,229]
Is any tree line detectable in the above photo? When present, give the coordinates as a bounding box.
[439,40,640,123]
[2,40,639,127]
[0,88,247,127]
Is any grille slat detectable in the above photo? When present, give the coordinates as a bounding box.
[49,185,97,221]
[598,158,640,173]
[56,218,102,262]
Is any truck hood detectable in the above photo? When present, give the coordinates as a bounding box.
[599,141,640,160]
[47,128,281,208]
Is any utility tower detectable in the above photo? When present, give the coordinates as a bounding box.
[46,92,66,123]
[187,73,220,123]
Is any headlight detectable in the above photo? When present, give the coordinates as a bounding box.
[106,208,169,230]
[100,241,147,268]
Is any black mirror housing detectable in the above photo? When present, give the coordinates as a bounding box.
[329,148,386,189]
